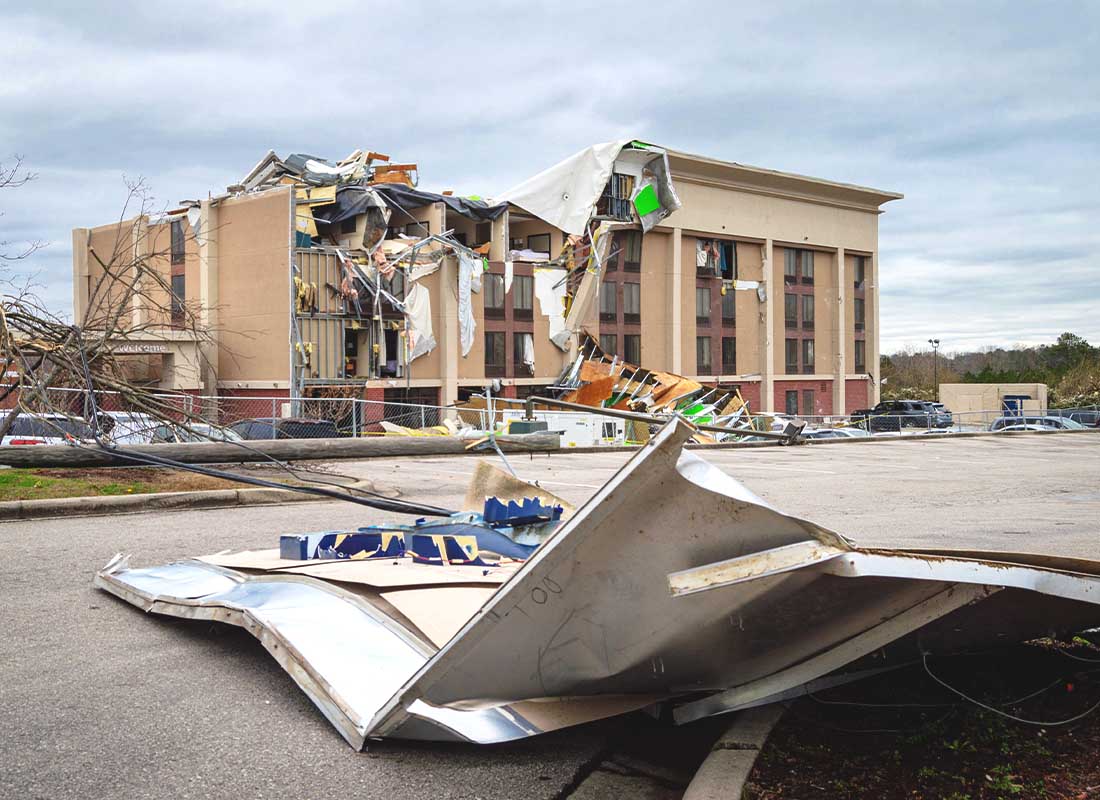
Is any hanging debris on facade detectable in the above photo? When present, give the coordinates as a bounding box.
[95,420,1100,748]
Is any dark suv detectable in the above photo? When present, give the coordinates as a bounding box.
[228,417,341,440]
[851,400,951,432]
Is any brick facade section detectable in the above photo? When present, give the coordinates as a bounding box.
[774,379,834,417]
[844,379,870,415]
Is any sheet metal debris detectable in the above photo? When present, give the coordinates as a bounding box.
[95,421,1100,748]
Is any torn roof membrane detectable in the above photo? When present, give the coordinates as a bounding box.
[498,139,682,235]
[95,421,1100,748]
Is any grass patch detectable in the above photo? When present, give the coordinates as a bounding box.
[0,467,238,501]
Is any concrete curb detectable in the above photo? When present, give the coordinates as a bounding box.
[682,705,786,800]
[0,478,379,522]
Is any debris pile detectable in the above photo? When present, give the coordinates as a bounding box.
[96,421,1100,748]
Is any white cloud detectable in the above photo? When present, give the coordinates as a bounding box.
[2,0,1098,353]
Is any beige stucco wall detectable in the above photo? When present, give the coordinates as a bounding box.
[939,383,1048,424]
[215,187,292,384]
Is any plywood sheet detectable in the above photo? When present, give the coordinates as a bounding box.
[380,586,498,648]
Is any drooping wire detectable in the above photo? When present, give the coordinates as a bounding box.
[70,328,453,517]
[922,652,1100,727]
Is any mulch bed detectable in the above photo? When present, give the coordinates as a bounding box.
[745,638,1100,799]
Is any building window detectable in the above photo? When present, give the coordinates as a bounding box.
[599,282,617,321]
[721,337,736,373]
[801,294,815,330]
[801,250,814,284]
[696,286,711,326]
[785,390,798,416]
[623,231,642,271]
[854,256,866,290]
[854,297,865,331]
[784,249,797,284]
[513,274,534,320]
[721,290,736,323]
[484,273,505,318]
[802,389,815,417]
[484,331,505,377]
[170,273,185,321]
[784,293,797,328]
[170,219,185,266]
[720,241,737,280]
[785,338,798,373]
[527,233,551,255]
[623,334,641,365]
[599,333,618,356]
[802,338,815,374]
[696,336,712,374]
[622,282,641,324]
[513,332,534,375]
[854,339,866,373]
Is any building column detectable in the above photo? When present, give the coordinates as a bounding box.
[761,238,775,412]
[833,247,846,415]
[439,253,459,407]
[870,241,881,405]
[198,200,219,395]
[71,228,90,322]
[669,227,682,374]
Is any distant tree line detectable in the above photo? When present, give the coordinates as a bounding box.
[880,332,1100,407]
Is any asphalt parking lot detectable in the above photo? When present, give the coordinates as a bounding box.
[2,433,1097,799]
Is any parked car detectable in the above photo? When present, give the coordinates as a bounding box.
[851,400,950,432]
[989,415,1086,432]
[1047,408,1100,428]
[800,427,871,440]
[228,417,341,440]
[0,413,99,446]
[150,423,244,443]
[101,412,160,445]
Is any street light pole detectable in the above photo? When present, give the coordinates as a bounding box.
[928,338,940,401]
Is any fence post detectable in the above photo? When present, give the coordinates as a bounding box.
[420,406,426,429]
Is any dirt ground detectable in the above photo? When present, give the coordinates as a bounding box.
[746,639,1100,800]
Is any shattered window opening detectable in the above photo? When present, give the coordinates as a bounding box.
[484,274,505,319]
[622,231,642,271]
[721,290,736,324]
[623,334,641,364]
[170,219,185,266]
[801,250,814,284]
[513,274,534,321]
[696,336,712,374]
[696,287,712,326]
[599,333,618,357]
[854,255,867,289]
[170,273,185,323]
[722,336,736,373]
[622,282,641,324]
[802,338,815,374]
[599,282,617,322]
[527,233,551,254]
[484,331,505,377]
[784,249,798,284]
[855,297,866,330]
[597,172,635,221]
[785,389,798,415]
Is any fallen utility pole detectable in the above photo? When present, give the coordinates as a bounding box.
[529,396,801,443]
[0,433,560,469]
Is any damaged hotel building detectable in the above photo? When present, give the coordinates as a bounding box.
[72,141,901,416]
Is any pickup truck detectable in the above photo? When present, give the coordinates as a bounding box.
[850,400,952,432]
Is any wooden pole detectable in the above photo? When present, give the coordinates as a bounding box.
[0,434,560,469]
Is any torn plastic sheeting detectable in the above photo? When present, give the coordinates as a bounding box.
[498,140,681,235]
[372,184,507,223]
[533,268,569,351]
[457,253,482,358]
[402,282,436,361]
[95,421,1100,749]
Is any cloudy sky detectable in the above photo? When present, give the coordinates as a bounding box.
[2,1,1097,354]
